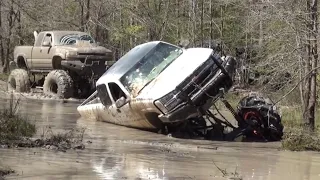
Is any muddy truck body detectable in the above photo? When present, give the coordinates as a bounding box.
[77,41,235,127]
[77,41,284,141]
[8,31,114,98]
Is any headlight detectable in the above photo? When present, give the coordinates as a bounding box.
[154,90,182,114]
[66,51,78,57]
[155,100,168,114]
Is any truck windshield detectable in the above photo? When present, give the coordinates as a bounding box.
[120,42,183,96]
[55,33,95,45]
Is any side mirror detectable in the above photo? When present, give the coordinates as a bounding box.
[42,41,51,47]
[115,96,128,108]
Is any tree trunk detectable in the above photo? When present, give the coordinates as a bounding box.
[209,0,213,48]
[85,0,90,31]
[0,0,4,67]
[200,0,204,47]
[192,0,196,46]
[303,0,318,131]
[3,0,15,73]
[79,0,84,31]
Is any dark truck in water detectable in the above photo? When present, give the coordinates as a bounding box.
[8,30,114,98]
[77,41,284,141]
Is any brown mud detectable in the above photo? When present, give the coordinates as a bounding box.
[0,80,84,103]
[0,96,320,179]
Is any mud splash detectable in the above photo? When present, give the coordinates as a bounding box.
[0,99,320,179]
[0,80,84,103]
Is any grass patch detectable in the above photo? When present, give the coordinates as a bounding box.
[34,126,86,152]
[13,127,87,152]
[0,93,87,152]
[0,166,14,179]
[281,107,320,129]
[280,107,320,151]
[0,73,8,82]
[281,128,320,151]
[0,94,36,145]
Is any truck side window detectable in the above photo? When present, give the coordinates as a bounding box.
[108,83,126,103]
[34,33,45,47]
[96,84,112,107]
[43,33,52,45]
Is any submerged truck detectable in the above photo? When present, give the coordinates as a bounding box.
[8,30,114,98]
[77,41,284,141]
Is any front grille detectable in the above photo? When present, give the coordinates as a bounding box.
[79,58,105,66]
[158,91,183,111]
[159,54,223,112]
[177,55,220,98]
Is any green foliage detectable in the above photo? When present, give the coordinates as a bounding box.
[125,25,144,35]
[0,73,8,82]
[0,95,36,143]
[282,128,320,151]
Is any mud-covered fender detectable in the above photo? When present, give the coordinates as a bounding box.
[14,53,30,69]
[14,53,27,63]
[53,52,67,60]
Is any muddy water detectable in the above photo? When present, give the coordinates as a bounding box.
[1,99,320,180]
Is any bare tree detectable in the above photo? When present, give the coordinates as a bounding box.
[303,0,318,130]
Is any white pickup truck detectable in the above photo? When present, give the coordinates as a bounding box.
[77,41,283,141]
[78,41,235,128]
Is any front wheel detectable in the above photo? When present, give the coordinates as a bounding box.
[43,70,74,99]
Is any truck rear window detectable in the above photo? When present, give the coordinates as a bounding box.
[57,34,95,45]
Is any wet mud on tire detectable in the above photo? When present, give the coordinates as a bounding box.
[7,69,30,93]
[43,70,74,99]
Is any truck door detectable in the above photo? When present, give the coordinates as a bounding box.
[106,82,146,128]
[31,32,54,69]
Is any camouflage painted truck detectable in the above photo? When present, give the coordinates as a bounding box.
[8,31,114,98]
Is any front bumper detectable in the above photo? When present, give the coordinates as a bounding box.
[158,55,236,123]
[62,55,115,78]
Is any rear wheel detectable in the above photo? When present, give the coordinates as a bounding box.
[7,69,30,93]
[43,70,74,99]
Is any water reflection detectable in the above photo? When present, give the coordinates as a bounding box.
[91,150,167,180]
[0,99,320,179]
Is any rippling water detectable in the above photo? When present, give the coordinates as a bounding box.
[0,98,320,180]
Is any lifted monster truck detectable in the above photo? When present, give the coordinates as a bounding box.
[8,31,114,99]
[77,41,283,141]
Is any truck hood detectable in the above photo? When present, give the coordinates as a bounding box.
[58,42,111,54]
[137,48,213,100]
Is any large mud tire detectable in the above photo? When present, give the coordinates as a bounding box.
[236,93,284,141]
[7,69,30,92]
[43,70,74,99]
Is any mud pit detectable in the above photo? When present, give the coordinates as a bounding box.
[0,96,320,179]
[0,80,84,103]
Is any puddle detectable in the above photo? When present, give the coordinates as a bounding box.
[1,98,320,180]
